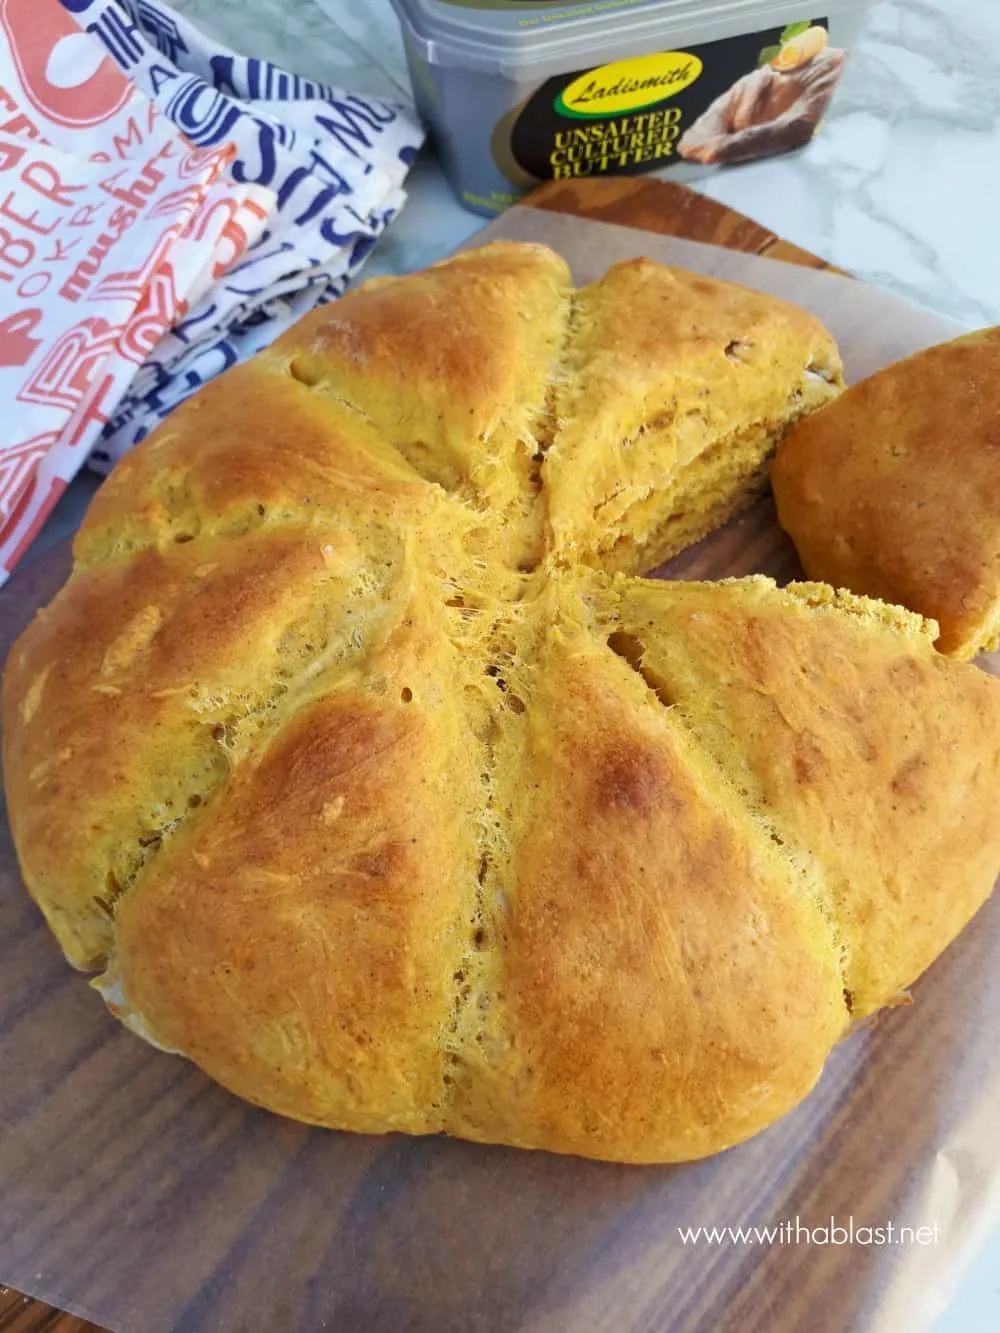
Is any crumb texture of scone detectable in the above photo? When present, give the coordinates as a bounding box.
[544,256,843,573]
[773,327,1000,659]
[5,244,1000,1166]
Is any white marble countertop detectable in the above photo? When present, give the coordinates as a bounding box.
[176,0,1000,327]
[24,0,1000,1327]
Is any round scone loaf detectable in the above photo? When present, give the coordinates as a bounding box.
[5,243,1000,1165]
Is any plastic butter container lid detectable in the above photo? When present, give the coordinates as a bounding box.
[389,0,873,216]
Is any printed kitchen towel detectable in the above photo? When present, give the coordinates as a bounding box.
[0,0,423,584]
[66,0,424,467]
[0,0,268,578]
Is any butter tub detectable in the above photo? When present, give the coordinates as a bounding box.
[387,0,872,217]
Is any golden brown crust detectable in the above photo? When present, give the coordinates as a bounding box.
[606,576,1000,1016]
[2,525,419,968]
[74,357,436,567]
[4,243,999,1164]
[275,241,573,566]
[772,328,1000,658]
[113,613,481,1134]
[451,631,847,1163]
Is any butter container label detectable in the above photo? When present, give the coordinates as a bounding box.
[500,19,843,185]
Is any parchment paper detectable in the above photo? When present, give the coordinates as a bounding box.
[1,209,998,1333]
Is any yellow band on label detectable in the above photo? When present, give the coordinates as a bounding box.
[556,52,704,119]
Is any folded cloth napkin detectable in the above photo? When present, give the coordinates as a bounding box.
[69,0,424,467]
[0,0,270,578]
[0,0,423,585]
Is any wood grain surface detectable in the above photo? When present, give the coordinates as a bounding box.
[0,1287,105,1333]
[3,178,991,1333]
[523,177,850,276]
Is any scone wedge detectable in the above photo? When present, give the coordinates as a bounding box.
[773,327,1000,658]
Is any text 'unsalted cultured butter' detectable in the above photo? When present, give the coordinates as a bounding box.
[386,0,873,216]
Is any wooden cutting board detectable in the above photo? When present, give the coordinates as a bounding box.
[522,177,849,277]
[0,178,988,1333]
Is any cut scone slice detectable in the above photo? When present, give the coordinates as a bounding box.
[106,605,482,1136]
[773,327,1000,659]
[273,241,573,568]
[447,615,848,1164]
[600,575,1000,1019]
[543,258,843,574]
[2,524,420,970]
[74,354,445,569]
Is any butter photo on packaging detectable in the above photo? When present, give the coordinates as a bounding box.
[388,0,871,216]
